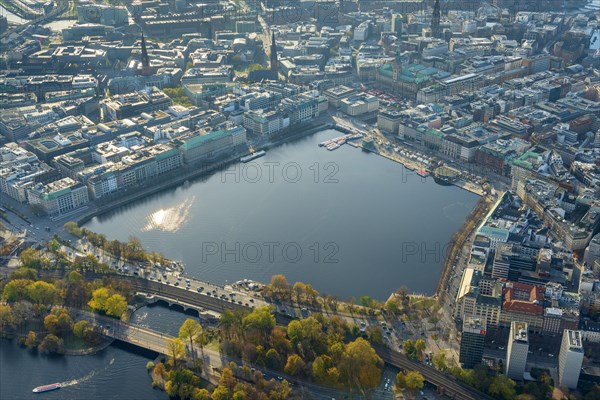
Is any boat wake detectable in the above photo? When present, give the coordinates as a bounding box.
[59,358,115,388]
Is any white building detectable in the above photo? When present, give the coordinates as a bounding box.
[506,321,529,380]
[27,177,89,216]
[558,330,584,389]
[354,21,370,41]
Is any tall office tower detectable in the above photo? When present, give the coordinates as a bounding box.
[506,321,529,380]
[558,330,584,389]
[459,317,486,368]
[431,0,441,38]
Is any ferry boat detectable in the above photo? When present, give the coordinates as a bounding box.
[32,383,61,393]
[240,150,266,163]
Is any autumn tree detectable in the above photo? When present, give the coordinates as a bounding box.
[415,339,426,361]
[24,331,38,347]
[268,275,292,299]
[284,354,305,376]
[338,337,383,392]
[39,334,65,354]
[242,306,275,345]
[167,338,186,368]
[73,320,91,338]
[0,304,16,335]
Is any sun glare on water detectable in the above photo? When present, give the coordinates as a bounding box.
[142,196,195,233]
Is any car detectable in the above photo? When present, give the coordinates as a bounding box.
[197,287,203,292]
[174,282,179,286]
[548,353,554,357]
[498,346,505,350]
[249,298,254,302]
[199,287,204,291]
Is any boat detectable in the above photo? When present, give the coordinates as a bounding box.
[32,383,61,393]
[240,150,266,163]
[417,169,429,178]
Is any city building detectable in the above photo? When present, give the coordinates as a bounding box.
[459,317,487,368]
[506,321,529,380]
[558,330,584,389]
[27,177,89,216]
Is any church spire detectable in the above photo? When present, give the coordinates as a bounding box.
[140,32,152,76]
[270,31,278,73]
[432,0,441,38]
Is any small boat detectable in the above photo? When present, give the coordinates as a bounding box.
[240,150,266,163]
[417,169,429,178]
[32,383,61,393]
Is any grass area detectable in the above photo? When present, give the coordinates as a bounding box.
[410,297,437,311]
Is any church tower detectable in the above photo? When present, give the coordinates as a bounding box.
[141,32,151,76]
[270,31,278,73]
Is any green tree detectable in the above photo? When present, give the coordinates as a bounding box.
[104,294,127,318]
[11,268,38,280]
[48,239,61,253]
[2,279,33,302]
[432,351,447,371]
[64,221,81,236]
[73,320,91,338]
[179,319,203,359]
[405,371,424,391]
[27,281,60,304]
[403,339,417,360]
[20,248,43,269]
[488,374,516,400]
[265,348,282,370]
[242,306,275,344]
[415,339,426,361]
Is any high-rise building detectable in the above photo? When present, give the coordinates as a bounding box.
[391,14,403,37]
[558,330,584,389]
[459,317,486,368]
[506,321,529,380]
[431,0,441,39]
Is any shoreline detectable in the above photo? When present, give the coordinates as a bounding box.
[76,121,328,226]
[72,121,480,301]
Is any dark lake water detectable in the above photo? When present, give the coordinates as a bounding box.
[84,129,479,300]
[0,340,165,400]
